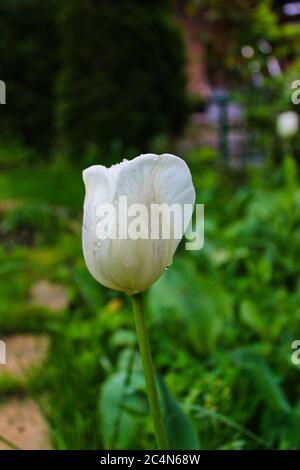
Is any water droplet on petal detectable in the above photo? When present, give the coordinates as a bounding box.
[94,239,102,250]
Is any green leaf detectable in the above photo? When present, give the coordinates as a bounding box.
[157,375,200,450]
[257,257,272,283]
[231,349,291,413]
[99,370,145,449]
[73,265,103,313]
[240,299,265,334]
[148,258,232,354]
[283,155,298,193]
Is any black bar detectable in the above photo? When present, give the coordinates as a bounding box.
[0,450,298,467]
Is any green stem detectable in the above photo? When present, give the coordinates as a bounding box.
[131,292,169,450]
[0,434,21,450]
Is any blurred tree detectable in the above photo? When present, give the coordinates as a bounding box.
[55,0,187,159]
[0,0,58,151]
[180,0,300,162]
[182,0,299,86]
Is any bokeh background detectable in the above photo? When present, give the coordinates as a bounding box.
[0,0,300,450]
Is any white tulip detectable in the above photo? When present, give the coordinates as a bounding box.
[82,153,195,295]
[276,111,299,138]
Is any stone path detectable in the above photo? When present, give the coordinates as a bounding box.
[0,199,72,448]
[0,333,52,450]
[0,398,51,450]
[0,334,49,380]
[30,279,70,312]
[0,201,62,449]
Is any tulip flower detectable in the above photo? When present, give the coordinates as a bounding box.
[82,153,195,449]
[276,111,299,139]
[82,153,195,294]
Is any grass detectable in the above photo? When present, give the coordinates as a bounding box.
[0,159,83,208]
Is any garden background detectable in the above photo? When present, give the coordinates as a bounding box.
[0,0,300,450]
